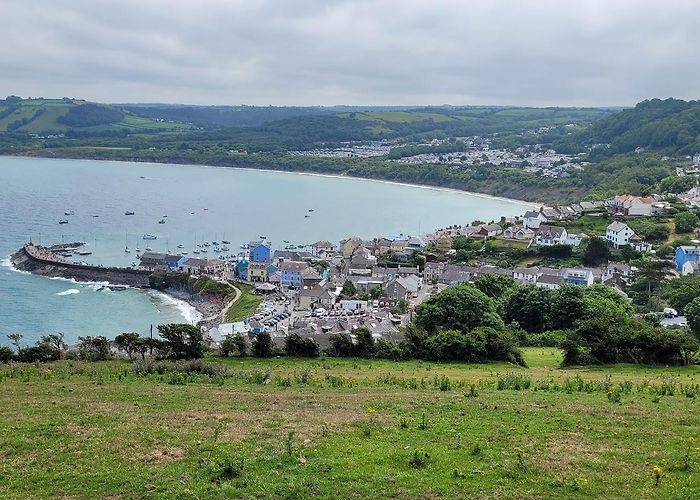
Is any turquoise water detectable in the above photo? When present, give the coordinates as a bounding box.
[0,156,532,345]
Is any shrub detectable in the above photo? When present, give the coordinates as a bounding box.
[220,335,248,357]
[284,333,319,357]
[0,346,13,363]
[252,332,274,358]
[408,449,430,468]
[327,333,354,357]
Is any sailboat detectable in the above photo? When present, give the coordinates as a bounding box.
[124,233,130,253]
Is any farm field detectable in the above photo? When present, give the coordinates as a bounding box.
[0,348,698,498]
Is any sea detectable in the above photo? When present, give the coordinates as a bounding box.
[0,156,533,345]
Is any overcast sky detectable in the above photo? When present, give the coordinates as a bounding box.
[1,0,698,107]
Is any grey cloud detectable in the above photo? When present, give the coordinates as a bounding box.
[0,0,698,106]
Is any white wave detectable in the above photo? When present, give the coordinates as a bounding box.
[56,289,80,296]
[148,290,203,325]
[0,256,31,275]
[47,276,115,287]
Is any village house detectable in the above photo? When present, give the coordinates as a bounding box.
[535,274,564,289]
[534,225,569,246]
[423,262,445,283]
[563,268,594,286]
[478,223,503,238]
[279,261,308,288]
[179,257,226,275]
[138,252,167,271]
[606,222,635,248]
[249,241,272,262]
[248,261,276,282]
[340,237,364,258]
[675,245,700,274]
[434,233,453,253]
[503,225,535,240]
[384,275,421,300]
[523,210,548,229]
[310,240,336,257]
[607,195,653,216]
[295,285,335,310]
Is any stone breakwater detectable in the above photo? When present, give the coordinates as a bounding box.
[11,244,152,288]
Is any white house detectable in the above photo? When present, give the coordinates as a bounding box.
[535,274,564,289]
[523,210,548,229]
[503,225,535,240]
[606,222,635,248]
[608,195,653,216]
[535,225,569,246]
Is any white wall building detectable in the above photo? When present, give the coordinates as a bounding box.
[606,222,635,248]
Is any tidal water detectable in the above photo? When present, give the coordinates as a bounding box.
[0,156,532,345]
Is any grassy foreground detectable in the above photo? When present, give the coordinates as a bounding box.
[0,349,698,499]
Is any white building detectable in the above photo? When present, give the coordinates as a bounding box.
[606,222,635,248]
[523,210,548,229]
[535,225,569,246]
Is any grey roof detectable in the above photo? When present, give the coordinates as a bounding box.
[279,261,308,272]
[607,221,631,233]
[537,274,564,285]
[536,225,565,238]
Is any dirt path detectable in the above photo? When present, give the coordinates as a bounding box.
[200,281,241,324]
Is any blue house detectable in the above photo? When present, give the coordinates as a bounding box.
[236,260,249,280]
[675,245,700,273]
[279,261,306,288]
[162,254,182,270]
[249,241,272,262]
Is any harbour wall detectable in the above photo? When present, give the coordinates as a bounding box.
[10,245,152,288]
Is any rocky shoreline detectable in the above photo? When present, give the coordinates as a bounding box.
[10,244,224,327]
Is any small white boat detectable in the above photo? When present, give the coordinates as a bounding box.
[58,219,69,224]
[145,246,152,251]
[125,211,135,216]
[64,210,75,216]
[124,247,130,253]
[177,244,184,249]
[158,219,166,224]
[142,234,157,240]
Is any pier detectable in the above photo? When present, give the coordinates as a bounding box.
[11,244,152,288]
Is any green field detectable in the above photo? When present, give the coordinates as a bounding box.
[0,349,698,498]
[225,282,263,322]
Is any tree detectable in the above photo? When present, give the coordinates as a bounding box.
[674,211,699,233]
[354,327,374,357]
[582,237,611,266]
[684,297,700,340]
[473,274,517,300]
[0,346,13,363]
[220,335,248,357]
[369,286,382,300]
[502,285,553,332]
[252,332,274,357]
[7,334,23,354]
[414,284,503,333]
[157,323,204,359]
[628,259,674,310]
[77,336,112,361]
[340,280,357,298]
[114,332,141,359]
[43,333,66,359]
[284,333,319,357]
[663,275,700,311]
[328,333,354,357]
[551,284,586,329]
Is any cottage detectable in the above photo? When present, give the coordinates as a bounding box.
[503,225,535,240]
[606,222,635,248]
[535,225,569,246]
[296,286,335,310]
[279,261,308,288]
[523,210,548,229]
[249,241,272,262]
[608,195,653,216]
[340,237,364,258]
[311,240,336,257]
[676,245,700,274]
[478,223,503,238]
[535,274,564,289]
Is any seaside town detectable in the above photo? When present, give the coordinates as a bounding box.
[41,186,688,348]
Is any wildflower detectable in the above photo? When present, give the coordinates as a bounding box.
[689,437,696,443]
[367,407,376,414]
[652,465,662,474]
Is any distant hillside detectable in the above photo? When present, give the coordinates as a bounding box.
[0,97,190,136]
[555,98,700,156]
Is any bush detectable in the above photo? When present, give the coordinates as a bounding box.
[220,335,248,357]
[284,333,319,357]
[327,333,354,357]
[252,332,274,358]
[0,346,13,363]
[77,336,112,361]
[373,339,409,361]
[157,324,204,360]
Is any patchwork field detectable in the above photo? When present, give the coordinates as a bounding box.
[0,349,698,498]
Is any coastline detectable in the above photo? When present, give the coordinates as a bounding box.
[4,251,205,329]
[5,154,540,209]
